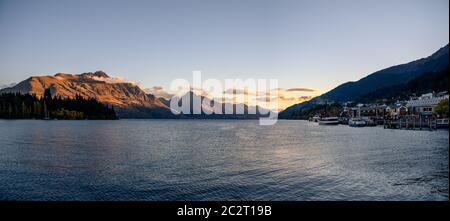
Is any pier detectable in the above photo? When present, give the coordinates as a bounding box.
[383,116,437,130]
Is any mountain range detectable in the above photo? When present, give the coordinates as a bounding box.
[279,44,449,118]
[0,71,270,118]
[170,91,271,119]
[1,44,448,119]
[0,71,174,118]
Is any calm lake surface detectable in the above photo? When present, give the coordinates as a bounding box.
[0,119,448,200]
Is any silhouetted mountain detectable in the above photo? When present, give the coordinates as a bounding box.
[0,71,273,119]
[321,44,448,102]
[278,97,318,119]
[280,44,449,119]
[358,67,449,103]
[169,91,273,119]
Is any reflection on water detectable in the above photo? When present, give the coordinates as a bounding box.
[0,119,448,200]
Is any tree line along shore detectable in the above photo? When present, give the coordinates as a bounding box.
[0,89,117,120]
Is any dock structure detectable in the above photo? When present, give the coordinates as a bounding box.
[383,116,437,130]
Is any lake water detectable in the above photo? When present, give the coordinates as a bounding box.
[0,120,448,200]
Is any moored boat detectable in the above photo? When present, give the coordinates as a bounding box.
[311,115,320,122]
[364,118,377,127]
[318,117,339,125]
[349,118,366,127]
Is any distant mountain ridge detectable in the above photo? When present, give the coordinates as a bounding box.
[358,67,449,103]
[280,44,449,118]
[0,71,173,118]
[166,91,272,119]
[0,71,271,119]
[321,44,449,102]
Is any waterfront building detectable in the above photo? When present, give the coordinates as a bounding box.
[406,93,449,116]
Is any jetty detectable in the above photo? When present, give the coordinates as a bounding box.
[383,116,437,130]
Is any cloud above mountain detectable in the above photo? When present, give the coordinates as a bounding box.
[143,84,317,111]
[0,83,16,90]
[286,88,315,92]
[90,76,138,85]
[220,87,315,111]
[144,86,174,100]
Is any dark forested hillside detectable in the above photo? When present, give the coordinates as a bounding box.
[358,67,449,103]
[320,44,448,102]
[285,103,343,120]
[280,44,449,119]
[0,89,117,119]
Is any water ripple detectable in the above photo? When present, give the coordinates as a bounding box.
[0,119,448,200]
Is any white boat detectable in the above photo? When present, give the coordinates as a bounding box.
[311,115,320,122]
[349,118,366,127]
[318,117,339,125]
[364,118,377,127]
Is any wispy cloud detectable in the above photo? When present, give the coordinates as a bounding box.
[223,88,254,96]
[158,85,315,111]
[286,88,315,92]
[299,95,312,99]
[84,74,138,85]
[222,88,276,96]
[144,86,174,100]
[0,83,16,90]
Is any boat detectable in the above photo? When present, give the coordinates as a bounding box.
[318,117,339,125]
[364,118,377,127]
[348,118,366,127]
[311,115,320,122]
[338,117,349,125]
[436,118,449,128]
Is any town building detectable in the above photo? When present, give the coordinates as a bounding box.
[406,93,449,116]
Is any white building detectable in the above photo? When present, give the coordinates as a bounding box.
[406,93,449,116]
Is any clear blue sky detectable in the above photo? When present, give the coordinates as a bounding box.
[0,0,448,94]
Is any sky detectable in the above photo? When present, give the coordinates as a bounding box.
[0,0,449,109]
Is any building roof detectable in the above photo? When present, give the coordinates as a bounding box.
[406,95,448,107]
